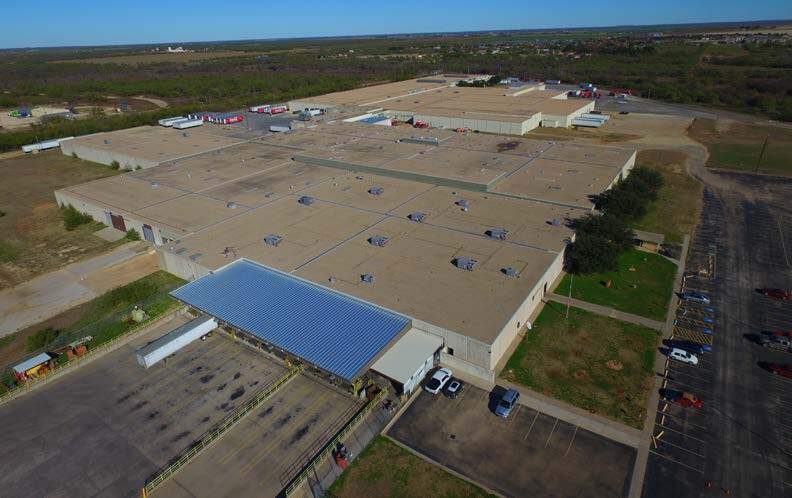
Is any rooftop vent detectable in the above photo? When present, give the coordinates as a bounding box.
[175,247,188,255]
[408,212,426,223]
[455,199,470,210]
[182,132,190,137]
[486,228,509,240]
[264,235,282,246]
[502,267,518,277]
[453,257,478,271]
[368,186,384,196]
[298,196,315,206]
[368,235,389,247]
[103,139,111,145]
[361,274,375,284]
[189,253,203,261]
[150,181,160,189]
[226,201,237,209]
[549,218,563,227]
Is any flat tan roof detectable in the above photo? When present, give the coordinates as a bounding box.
[294,217,559,343]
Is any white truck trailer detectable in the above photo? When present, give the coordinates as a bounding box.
[158,116,186,127]
[136,315,217,368]
[172,118,204,129]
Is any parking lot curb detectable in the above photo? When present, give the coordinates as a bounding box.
[628,234,691,498]
[383,434,507,498]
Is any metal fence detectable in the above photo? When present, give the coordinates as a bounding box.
[283,386,388,496]
[141,364,305,498]
[0,307,183,407]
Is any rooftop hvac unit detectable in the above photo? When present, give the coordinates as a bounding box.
[455,199,470,209]
[264,235,282,246]
[408,212,426,222]
[368,186,384,196]
[453,257,478,271]
[549,218,563,226]
[298,196,315,206]
[361,274,375,284]
[368,235,389,247]
[502,267,518,277]
[226,201,237,209]
[486,228,509,240]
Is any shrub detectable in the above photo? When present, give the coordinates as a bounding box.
[71,152,78,159]
[62,205,93,230]
[110,160,120,170]
[27,327,60,352]
[125,228,141,241]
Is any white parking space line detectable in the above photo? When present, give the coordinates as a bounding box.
[523,410,539,440]
[649,449,704,474]
[545,418,558,448]
[656,436,705,459]
[656,410,710,431]
[654,423,708,444]
[564,426,578,457]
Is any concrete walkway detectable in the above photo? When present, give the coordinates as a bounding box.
[627,234,691,498]
[546,293,665,331]
[0,242,156,337]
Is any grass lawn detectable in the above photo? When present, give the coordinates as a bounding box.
[0,270,185,391]
[632,149,703,245]
[329,436,495,498]
[555,249,677,321]
[689,118,792,175]
[501,304,660,429]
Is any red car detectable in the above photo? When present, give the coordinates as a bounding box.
[659,388,703,409]
[768,363,792,379]
[760,288,792,300]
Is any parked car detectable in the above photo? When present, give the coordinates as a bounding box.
[766,363,792,379]
[444,378,464,398]
[759,331,792,353]
[494,388,520,418]
[424,368,452,395]
[665,339,712,354]
[659,388,703,409]
[678,291,711,304]
[668,348,699,365]
[760,288,792,300]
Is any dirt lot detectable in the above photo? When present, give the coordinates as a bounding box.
[156,372,360,497]
[54,51,261,65]
[0,315,286,497]
[0,150,121,289]
[389,386,636,497]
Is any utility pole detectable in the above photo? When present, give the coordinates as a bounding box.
[754,135,769,174]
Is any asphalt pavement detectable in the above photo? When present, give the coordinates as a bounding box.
[642,174,792,497]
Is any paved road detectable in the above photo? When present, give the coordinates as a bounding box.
[642,173,792,497]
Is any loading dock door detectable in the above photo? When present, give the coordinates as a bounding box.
[142,224,155,243]
[110,213,126,231]
[372,328,443,395]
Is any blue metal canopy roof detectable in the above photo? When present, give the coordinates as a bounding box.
[170,259,410,382]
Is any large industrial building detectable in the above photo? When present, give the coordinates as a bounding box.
[289,75,595,134]
[54,78,634,389]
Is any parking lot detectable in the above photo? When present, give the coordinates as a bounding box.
[0,314,285,497]
[643,175,792,497]
[156,372,361,497]
[389,385,636,498]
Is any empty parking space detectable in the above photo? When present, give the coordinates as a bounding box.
[389,385,635,498]
[0,314,285,497]
[645,178,792,497]
[157,373,361,497]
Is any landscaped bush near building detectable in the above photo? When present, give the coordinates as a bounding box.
[61,205,93,230]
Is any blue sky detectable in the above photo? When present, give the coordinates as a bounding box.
[2,0,791,49]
